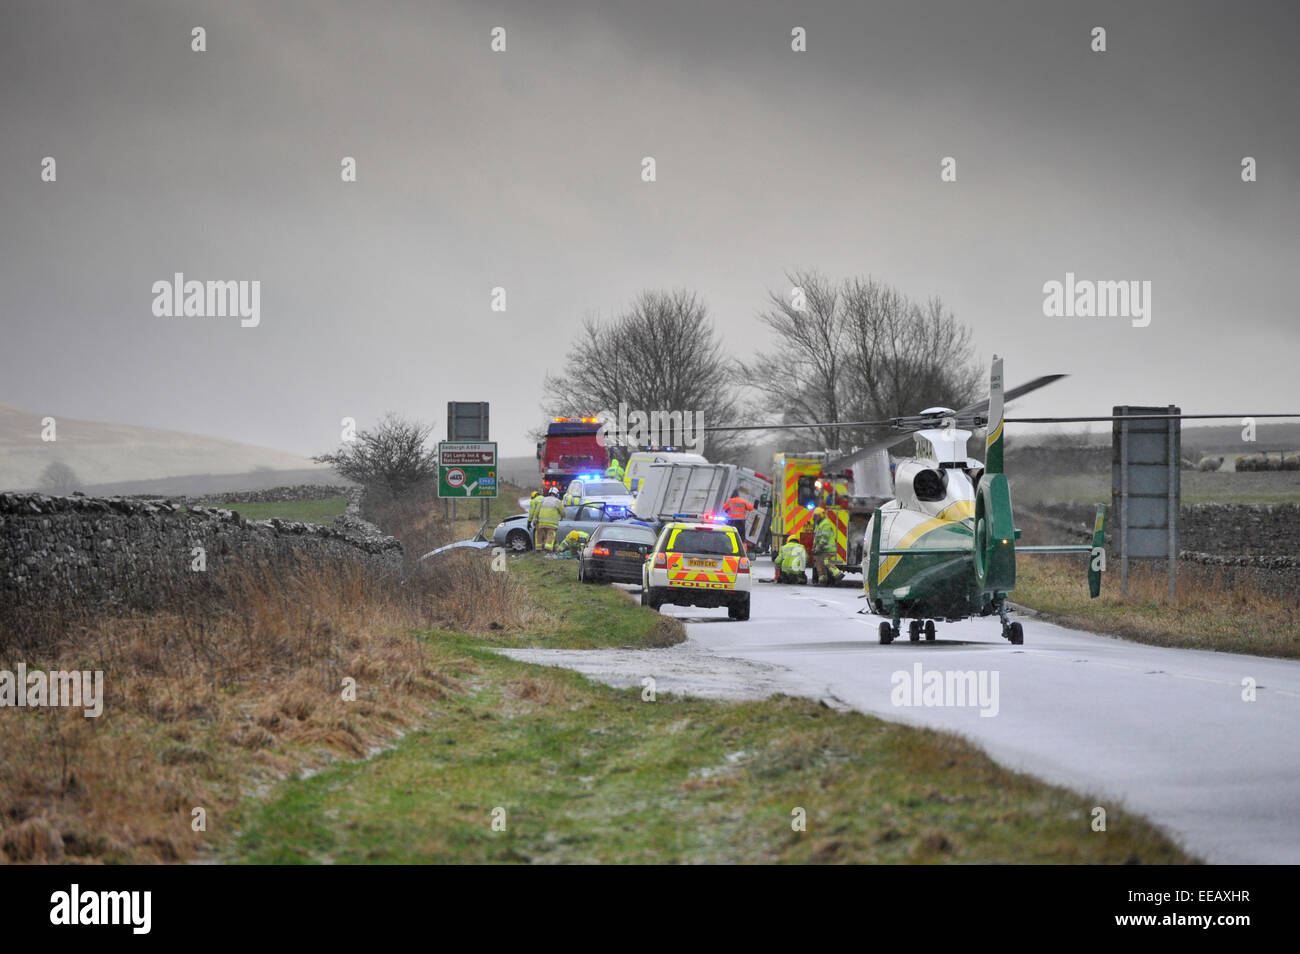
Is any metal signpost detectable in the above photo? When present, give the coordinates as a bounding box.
[447,402,490,442]
[443,402,492,525]
[1111,405,1180,598]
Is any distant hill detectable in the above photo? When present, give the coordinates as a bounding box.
[75,468,354,498]
[0,403,334,492]
[1179,422,1300,455]
[499,456,540,486]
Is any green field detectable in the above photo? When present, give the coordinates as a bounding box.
[227,553,1193,864]
[209,497,349,524]
[1013,469,1300,505]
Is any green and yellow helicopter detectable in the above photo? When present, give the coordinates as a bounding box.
[854,356,1104,645]
[704,354,1300,645]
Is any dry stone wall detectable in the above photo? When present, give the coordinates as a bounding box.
[0,492,401,613]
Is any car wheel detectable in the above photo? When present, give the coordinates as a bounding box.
[728,595,750,621]
[647,587,663,611]
[506,529,531,552]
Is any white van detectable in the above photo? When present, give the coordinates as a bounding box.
[622,451,708,493]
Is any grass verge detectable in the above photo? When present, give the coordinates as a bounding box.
[233,634,1191,864]
[0,550,522,863]
[481,555,685,649]
[231,552,1191,864]
[1014,557,1300,659]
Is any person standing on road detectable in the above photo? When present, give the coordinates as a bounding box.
[534,487,565,552]
[604,456,625,481]
[722,493,754,541]
[526,491,542,533]
[811,507,843,586]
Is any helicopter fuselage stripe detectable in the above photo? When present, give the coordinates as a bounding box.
[875,504,978,582]
[878,517,951,581]
[986,420,1004,449]
[936,500,974,521]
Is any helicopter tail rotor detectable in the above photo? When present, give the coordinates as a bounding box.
[1087,504,1107,598]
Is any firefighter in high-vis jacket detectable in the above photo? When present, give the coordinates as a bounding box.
[604,457,625,481]
[526,491,542,532]
[534,487,564,552]
[811,507,843,586]
[557,529,589,557]
[776,538,808,584]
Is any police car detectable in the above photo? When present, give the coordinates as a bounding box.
[562,475,636,510]
[640,520,751,620]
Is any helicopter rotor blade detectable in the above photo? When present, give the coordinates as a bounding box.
[701,376,1070,436]
[956,373,1067,419]
[1004,412,1300,424]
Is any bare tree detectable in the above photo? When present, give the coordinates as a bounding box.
[739,273,983,454]
[39,460,79,494]
[314,413,437,498]
[842,279,983,436]
[543,289,747,460]
[741,269,851,451]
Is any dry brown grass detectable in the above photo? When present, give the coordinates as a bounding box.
[0,540,536,864]
[362,480,482,566]
[364,481,529,567]
[1012,509,1300,658]
[1015,556,1300,658]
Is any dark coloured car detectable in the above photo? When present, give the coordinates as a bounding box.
[579,524,658,584]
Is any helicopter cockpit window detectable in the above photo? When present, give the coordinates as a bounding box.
[913,468,946,502]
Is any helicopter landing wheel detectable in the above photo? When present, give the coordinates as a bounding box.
[924,620,936,641]
[908,619,922,642]
[878,621,894,645]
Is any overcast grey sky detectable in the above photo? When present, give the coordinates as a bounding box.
[2,0,1296,458]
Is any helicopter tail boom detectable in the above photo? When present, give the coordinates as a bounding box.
[1015,504,1108,598]
[985,355,1005,474]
